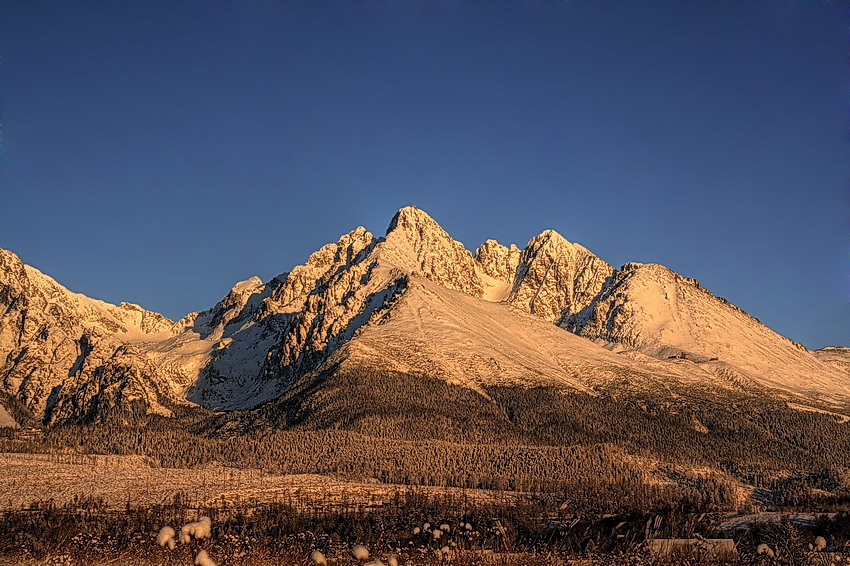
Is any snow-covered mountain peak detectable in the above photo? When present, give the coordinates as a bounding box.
[523,229,598,259]
[610,263,720,308]
[0,248,28,294]
[267,227,376,310]
[620,262,674,276]
[310,226,375,268]
[4,208,848,424]
[506,230,615,323]
[478,238,512,250]
[385,205,439,234]
[475,239,520,259]
[115,302,174,335]
[0,247,173,338]
[385,206,473,254]
[381,206,483,296]
[0,248,22,269]
[531,228,569,244]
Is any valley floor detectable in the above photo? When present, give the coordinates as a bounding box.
[2,453,849,566]
[0,452,520,511]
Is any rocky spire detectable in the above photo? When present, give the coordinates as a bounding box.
[507,230,614,323]
[382,206,483,297]
[475,239,521,282]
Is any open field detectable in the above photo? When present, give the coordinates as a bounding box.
[3,452,850,565]
[0,452,521,511]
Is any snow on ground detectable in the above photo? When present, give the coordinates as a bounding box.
[344,275,685,395]
[567,263,850,407]
[0,452,521,511]
[5,208,848,424]
[812,347,850,374]
[478,272,512,302]
[21,263,174,338]
[786,402,850,423]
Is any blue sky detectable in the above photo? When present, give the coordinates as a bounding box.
[0,0,847,348]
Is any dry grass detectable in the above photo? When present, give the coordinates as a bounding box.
[1,453,845,565]
[0,452,520,511]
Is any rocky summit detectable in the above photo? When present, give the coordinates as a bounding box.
[1,206,847,426]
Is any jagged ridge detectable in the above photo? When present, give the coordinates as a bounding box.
[1,205,846,425]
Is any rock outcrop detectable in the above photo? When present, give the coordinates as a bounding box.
[2,205,846,423]
[0,249,181,424]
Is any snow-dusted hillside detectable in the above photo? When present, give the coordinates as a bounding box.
[563,262,850,406]
[333,274,714,398]
[0,249,183,424]
[1,205,846,424]
[141,225,382,410]
[159,207,676,410]
[813,347,850,375]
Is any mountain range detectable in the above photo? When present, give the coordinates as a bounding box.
[1,206,847,428]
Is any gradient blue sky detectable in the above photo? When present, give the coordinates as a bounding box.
[0,1,847,348]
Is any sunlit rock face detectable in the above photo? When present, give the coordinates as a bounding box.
[1,205,847,424]
[0,249,180,424]
[381,206,484,297]
[475,239,521,283]
[505,230,615,323]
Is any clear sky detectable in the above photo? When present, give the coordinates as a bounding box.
[0,1,847,348]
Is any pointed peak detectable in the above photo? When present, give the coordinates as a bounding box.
[379,206,482,295]
[386,205,442,236]
[533,229,570,244]
[524,229,577,253]
[523,229,601,259]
